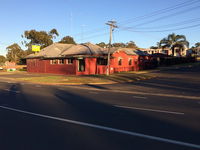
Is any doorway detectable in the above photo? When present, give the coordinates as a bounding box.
[78,59,85,72]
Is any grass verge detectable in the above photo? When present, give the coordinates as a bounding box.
[0,71,154,85]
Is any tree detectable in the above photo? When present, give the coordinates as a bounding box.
[126,41,138,49]
[0,55,6,65]
[193,42,200,56]
[150,42,160,49]
[195,42,200,47]
[159,33,189,56]
[150,46,158,49]
[6,43,24,63]
[22,28,59,49]
[49,28,59,38]
[96,42,107,48]
[112,43,126,48]
[59,36,76,44]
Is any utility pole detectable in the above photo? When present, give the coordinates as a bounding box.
[106,21,118,75]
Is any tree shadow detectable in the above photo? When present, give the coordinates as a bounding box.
[0,83,28,108]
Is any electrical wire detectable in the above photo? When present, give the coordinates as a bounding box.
[75,32,109,42]
[71,27,107,37]
[118,0,200,25]
[119,5,200,29]
[75,4,200,42]
[69,0,200,39]
[81,4,200,42]
[130,18,200,29]
[119,23,200,32]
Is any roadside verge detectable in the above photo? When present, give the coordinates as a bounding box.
[0,71,154,85]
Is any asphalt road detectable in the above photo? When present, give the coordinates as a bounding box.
[0,64,200,150]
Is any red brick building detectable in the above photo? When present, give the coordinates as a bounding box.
[26,43,151,75]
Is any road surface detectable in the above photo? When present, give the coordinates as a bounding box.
[0,64,200,150]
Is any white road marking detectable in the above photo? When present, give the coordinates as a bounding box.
[0,106,198,149]
[89,91,99,94]
[133,96,147,99]
[7,81,15,84]
[114,105,184,115]
[4,89,20,94]
[35,85,41,87]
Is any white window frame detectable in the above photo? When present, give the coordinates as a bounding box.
[58,59,64,64]
[66,58,73,64]
[50,59,57,65]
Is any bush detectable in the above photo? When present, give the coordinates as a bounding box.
[18,67,27,71]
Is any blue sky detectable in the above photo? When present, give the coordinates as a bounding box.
[0,0,200,55]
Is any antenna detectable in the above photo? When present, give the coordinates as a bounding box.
[81,24,87,43]
[69,12,73,35]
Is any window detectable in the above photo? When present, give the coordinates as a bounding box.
[97,58,107,65]
[66,58,74,64]
[58,59,64,64]
[129,58,132,65]
[78,59,85,72]
[53,59,57,64]
[118,57,122,66]
[50,59,57,64]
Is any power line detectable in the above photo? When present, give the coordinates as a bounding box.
[75,32,109,42]
[131,18,200,30]
[81,6,200,42]
[119,5,200,29]
[71,27,107,37]
[118,0,200,25]
[119,23,200,33]
[75,5,200,42]
[70,0,200,39]
[60,0,200,43]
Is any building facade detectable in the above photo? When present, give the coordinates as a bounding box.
[26,43,152,75]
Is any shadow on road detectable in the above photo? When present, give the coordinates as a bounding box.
[0,80,199,150]
[54,88,200,147]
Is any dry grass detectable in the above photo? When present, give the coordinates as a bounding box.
[0,71,153,84]
[19,75,111,84]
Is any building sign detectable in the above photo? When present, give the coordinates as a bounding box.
[32,45,41,52]
[5,61,16,71]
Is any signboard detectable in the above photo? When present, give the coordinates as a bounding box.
[32,45,41,52]
[5,61,16,71]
